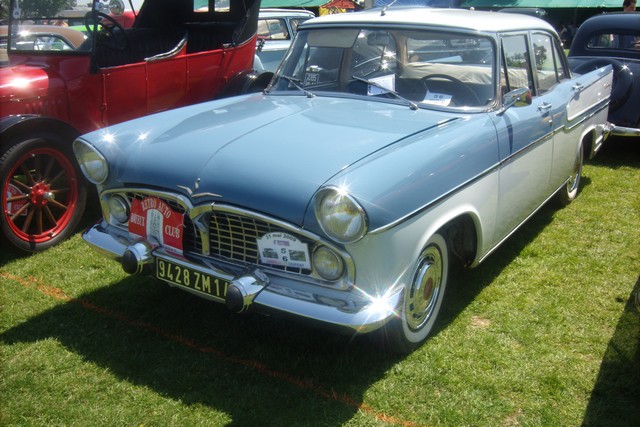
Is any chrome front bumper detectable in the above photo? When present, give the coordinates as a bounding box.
[82,220,401,334]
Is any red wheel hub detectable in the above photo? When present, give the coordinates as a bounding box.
[29,182,54,207]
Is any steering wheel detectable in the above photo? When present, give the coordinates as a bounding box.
[85,12,127,50]
[421,74,482,107]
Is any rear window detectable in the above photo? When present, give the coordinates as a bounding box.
[586,31,640,50]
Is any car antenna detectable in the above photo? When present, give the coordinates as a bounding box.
[381,0,398,16]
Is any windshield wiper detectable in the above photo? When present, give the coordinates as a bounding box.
[279,75,315,98]
[352,76,418,110]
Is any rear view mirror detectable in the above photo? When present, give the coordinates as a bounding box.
[368,32,391,47]
[500,87,532,113]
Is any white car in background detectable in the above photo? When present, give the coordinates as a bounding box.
[254,8,314,74]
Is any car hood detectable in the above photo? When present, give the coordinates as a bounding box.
[84,93,460,226]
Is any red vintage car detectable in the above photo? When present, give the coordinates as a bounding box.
[0,0,268,252]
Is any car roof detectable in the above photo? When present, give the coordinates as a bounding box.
[577,11,640,33]
[301,7,556,34]
[259,8,315,19]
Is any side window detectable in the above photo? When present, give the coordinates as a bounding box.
[500,34,533,95]
[552,39,568,81]
[258,19,290,40]
[587,32,640,50]
[531,33,558,94]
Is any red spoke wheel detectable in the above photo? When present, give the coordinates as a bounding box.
[1,138,87,252]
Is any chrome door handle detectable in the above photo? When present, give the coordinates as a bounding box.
[538,102,552,114]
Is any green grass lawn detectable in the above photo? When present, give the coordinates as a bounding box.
[1,138,638,426]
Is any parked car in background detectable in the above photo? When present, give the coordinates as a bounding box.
[76,8,612,353]
[254,8,314,74]
[568,12,640,139]
[1,0,267,252]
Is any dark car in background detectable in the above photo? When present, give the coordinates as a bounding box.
[568,12,640,139]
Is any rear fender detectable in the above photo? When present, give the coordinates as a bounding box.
[217,70,273,99]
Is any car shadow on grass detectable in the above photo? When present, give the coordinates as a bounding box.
[1,153,610,424]
[0,273,408,425]
[0,169,595,425]
[0,207,561,426]
[589,135,640,169]
[582,277,640,426]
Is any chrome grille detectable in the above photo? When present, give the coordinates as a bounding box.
[208,211,313,275]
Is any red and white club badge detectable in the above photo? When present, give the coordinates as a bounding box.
[128,197,184,254]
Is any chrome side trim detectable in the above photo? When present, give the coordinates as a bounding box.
[499,130,552,168]
[369,162,499,235]
[565,98,610,132]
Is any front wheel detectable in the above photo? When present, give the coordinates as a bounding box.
[380,233,450,353]
[1,137,87,252]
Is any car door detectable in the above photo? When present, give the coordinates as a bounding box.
[529,31,575,191]
[491,33,553,243]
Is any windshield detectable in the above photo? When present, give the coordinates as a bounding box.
[4,0,133,55]
[271,27,497,110]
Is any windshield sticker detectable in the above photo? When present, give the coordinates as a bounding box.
[129,197,184,255]
[423,91,453,106]
[304,73,319,86]
[368,74,395,95]
[257,232,311,269]
[6,184,27,216]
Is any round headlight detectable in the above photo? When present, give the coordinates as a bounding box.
[314,187,367,244]
[73,139,108,184]
[312,246,344,281]
[108,195,130,224]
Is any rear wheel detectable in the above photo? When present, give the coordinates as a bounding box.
[380,233,449,353]
[0,137,87,252]
[556,143,583,206]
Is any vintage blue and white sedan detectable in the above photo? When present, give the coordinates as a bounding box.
[74,8,612,352]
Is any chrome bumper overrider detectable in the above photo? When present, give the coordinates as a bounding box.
[606,122,640,138]
[82,220,401,334]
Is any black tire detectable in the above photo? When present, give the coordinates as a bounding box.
[0,137,87,252]
[556,143,584,207]
[573,59,633,112]
[377,233,450,353]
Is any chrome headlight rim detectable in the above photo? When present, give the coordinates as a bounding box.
[312,245,345,281]
[72,139,109,184]
[107,194,130,224]
[314,186,368,244]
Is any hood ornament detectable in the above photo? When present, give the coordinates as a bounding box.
[177,178,222,199]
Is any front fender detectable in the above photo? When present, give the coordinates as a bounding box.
[0,64,69,121]
[0,115,79,153]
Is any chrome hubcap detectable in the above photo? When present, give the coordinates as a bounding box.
[407,245,443,331]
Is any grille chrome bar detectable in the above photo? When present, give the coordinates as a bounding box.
[208,211,313,275]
